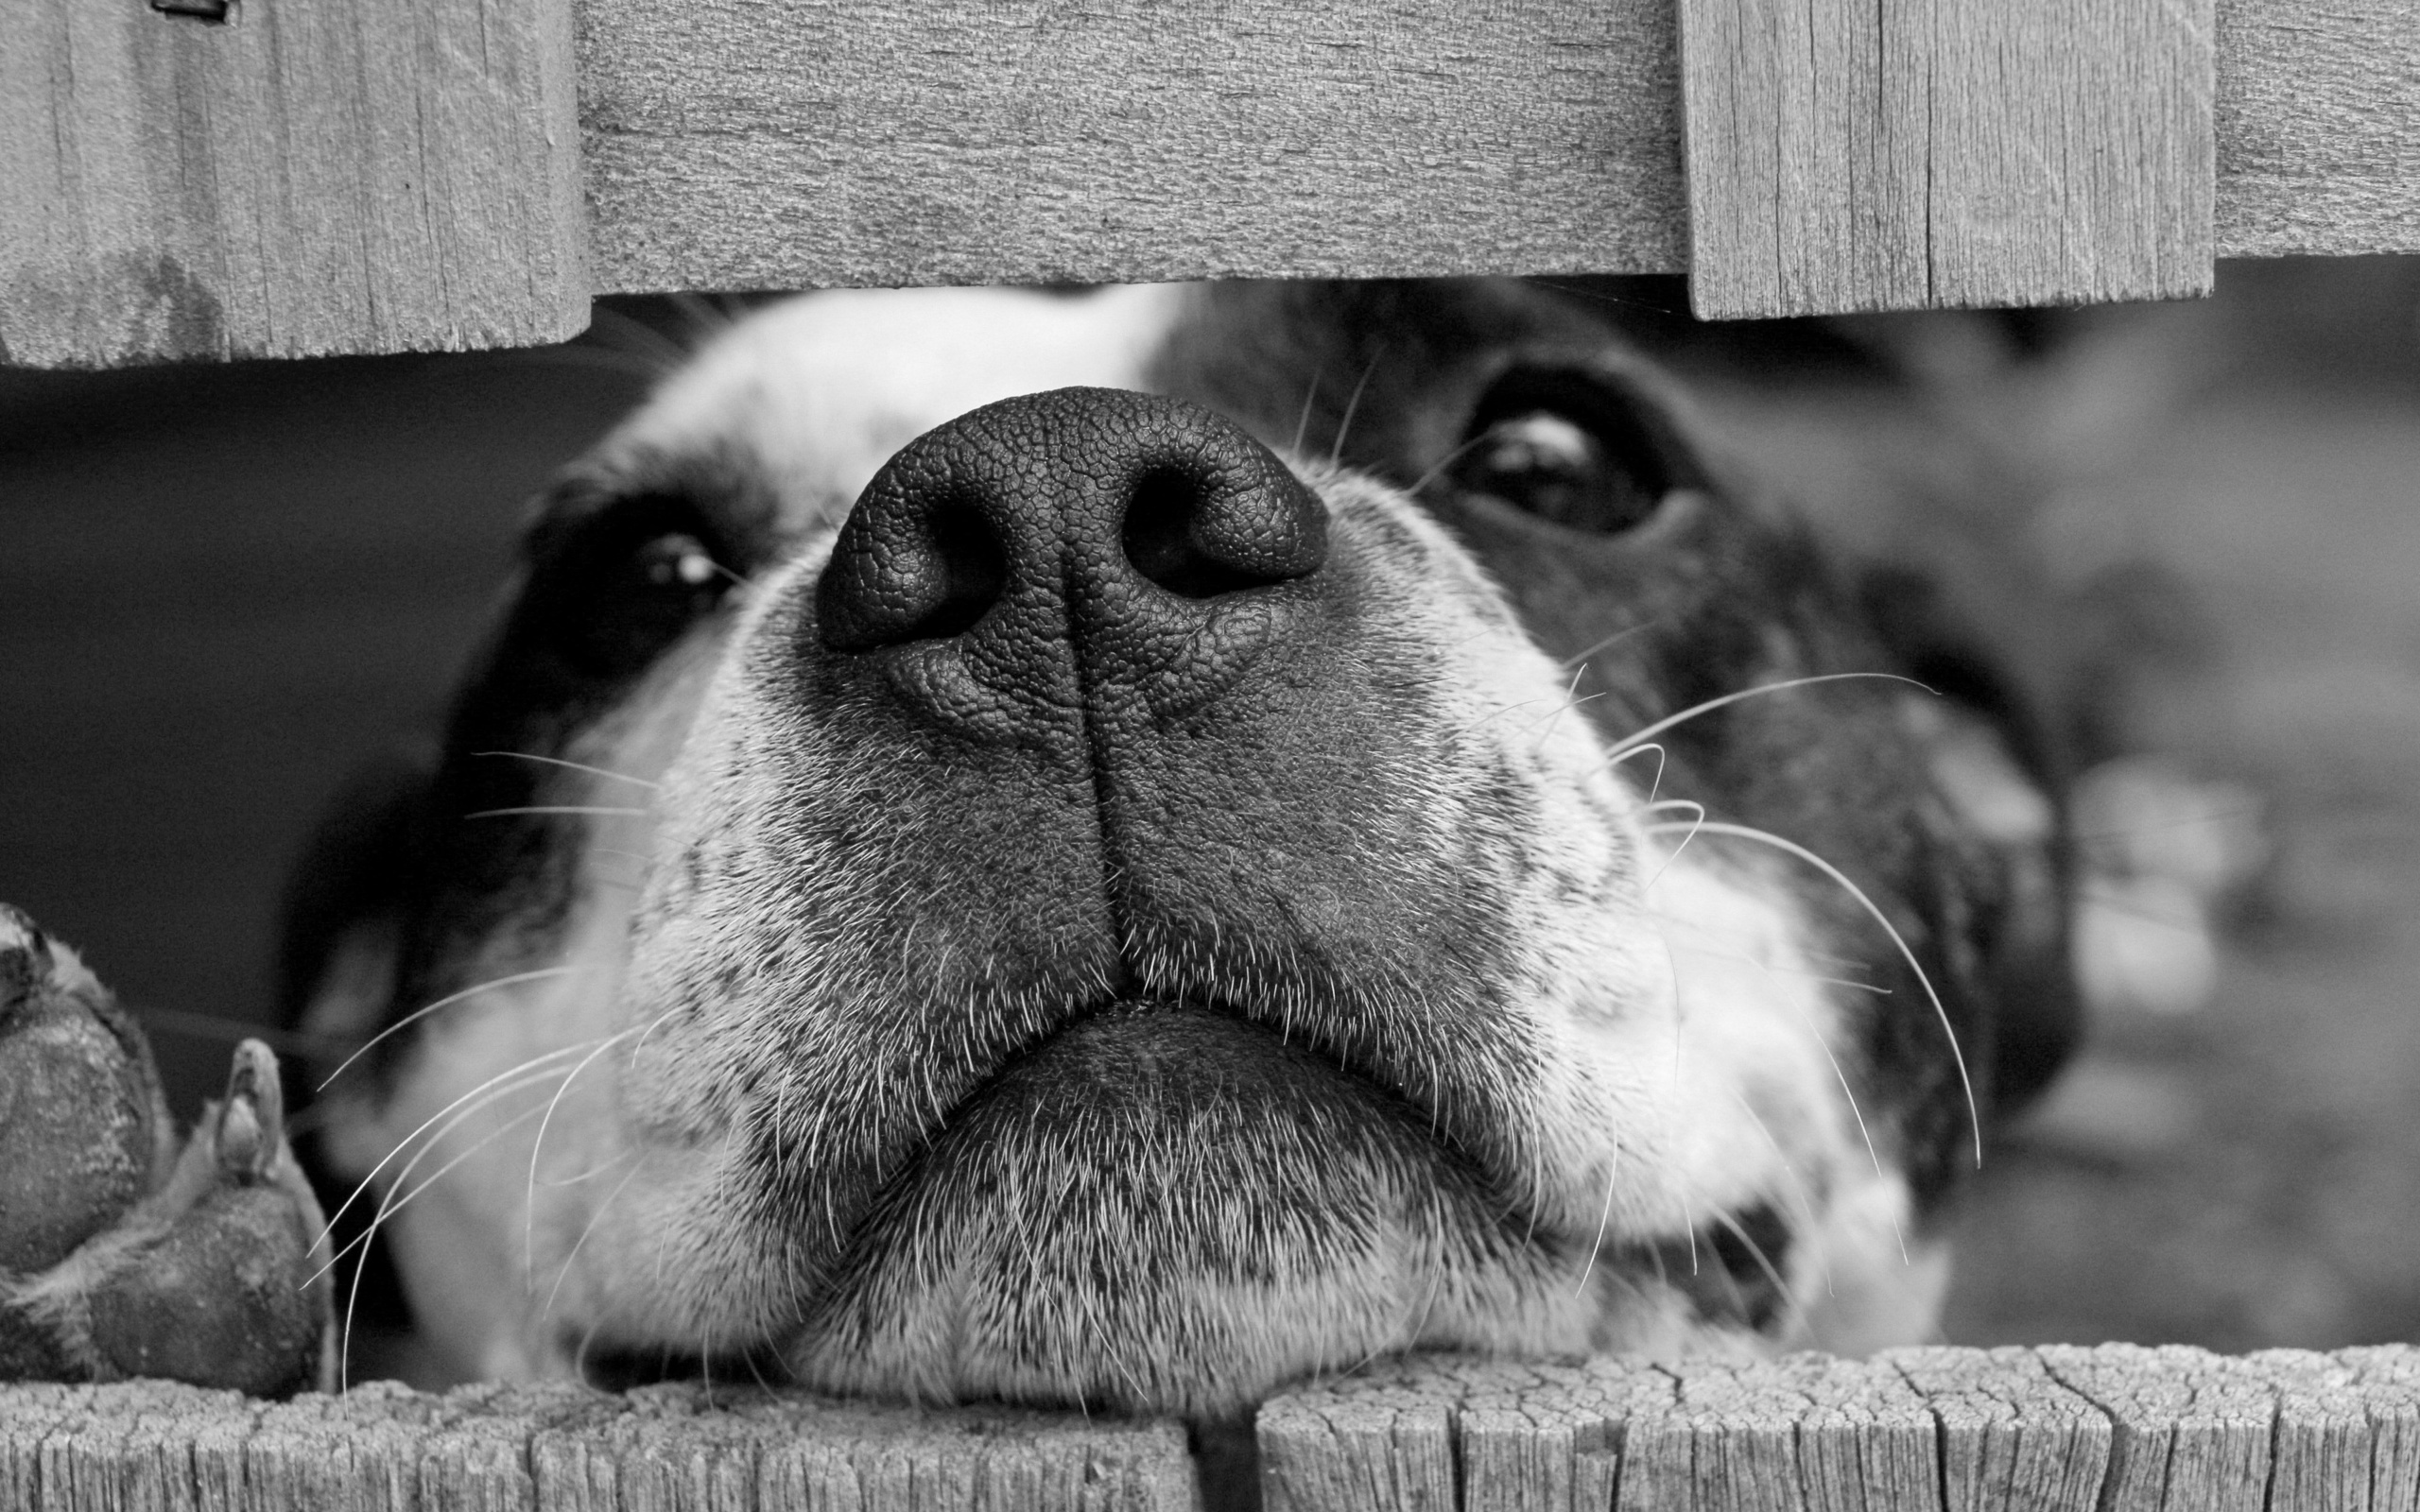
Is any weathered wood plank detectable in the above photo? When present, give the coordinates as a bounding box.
[2342,1347,2420,1512]
[0,0,589,367]
[2215,0,2420,259]
[1262,1346,2420,1510]
[0,1377,1201,1511]
[1891,1346,2111,1511]
[5,0,2417,363]
[1676,0,2216,318]
[26,1347,2420,1509]
[2035,1344,2273,1512]
[573,0,1690,296]
[570,0,2417,310]
[6,0,2419,363]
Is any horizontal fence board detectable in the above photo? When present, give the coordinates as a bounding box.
[577,0,2420,301]
[0,0,589,367]
[5,0,2417,365]
[573,0,1690,294]
[10,1346,2420,1509]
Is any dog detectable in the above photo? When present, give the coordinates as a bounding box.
[0,278,2076,1427]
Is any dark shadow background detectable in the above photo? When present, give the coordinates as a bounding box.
[0,330,660,1116]
[4,264,2418,1355]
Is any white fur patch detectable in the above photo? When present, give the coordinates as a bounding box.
[620,284,1190,533]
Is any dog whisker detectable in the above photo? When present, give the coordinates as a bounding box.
[526,1028,643,1289]
[1327,351,1382,467]
[1639,799,1706,893]
[1531,664,1593,753]
[1649,818,1982,1170]
[1712,1208,1800,1334]
[541,1148,639,1187]
[314,1069,575,1286]
[1720,1089,1835,1302]
[317,966,583,1092]
[1288,370,1322,459]
[542,1152,648,1323]
[1608,673,1936,762]
[464,805,652,820]
[1402,430,1495,498]
[1557,617,1662,673]
[1651,919,1893,1216]
[1574,1143,1623,1298]
[339,1099,554,1391]
[312,1040,610,1249]
[1651,926,1893,996]
[473,750,664,792]
[1602,740,1670,804]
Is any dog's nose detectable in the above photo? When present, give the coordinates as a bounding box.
[816,387,1327,666]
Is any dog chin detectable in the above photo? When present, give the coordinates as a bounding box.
[772,1002,1606,1417]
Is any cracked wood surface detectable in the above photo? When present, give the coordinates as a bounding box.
[0,1377,1201,1511]
[1675,0,2216,318]
[7,1345,2420,1509]
[5,0,2417,362]
[1259,1345,2420,1511]
[0,0,590,367]
[576,0,2416,309]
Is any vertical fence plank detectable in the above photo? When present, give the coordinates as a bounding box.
[1679,0,2217,319]
[0,0,589,367]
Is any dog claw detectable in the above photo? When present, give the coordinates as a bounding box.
[0,907,335,1395]
[214,1040,282,1184]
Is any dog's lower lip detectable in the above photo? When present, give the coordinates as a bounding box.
[847,995,1509,1228]
[945,994,1424,1132]
[786,996,1562,1393]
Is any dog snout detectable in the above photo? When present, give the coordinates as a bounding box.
[813,387,1328,726]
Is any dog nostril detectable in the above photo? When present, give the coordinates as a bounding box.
[1121,465,1326,600]
[818,494,1010,653]
[913,500,1010,641]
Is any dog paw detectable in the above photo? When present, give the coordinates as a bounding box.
[0,905,335,1394]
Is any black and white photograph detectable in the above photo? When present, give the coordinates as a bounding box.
[3,3,2417,1507]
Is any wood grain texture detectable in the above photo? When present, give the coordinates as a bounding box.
[1677,0,2217,318]
[0,1377,1201,1511]
[8,0,2419,357]
[0,0,588,367]
[1263,1345,2420,1511]
[12,1349,2420,1508]
[2215,0,2420,259]
[569,0,2413,309]
[573,0,1689,296]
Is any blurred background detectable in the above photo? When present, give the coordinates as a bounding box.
[3,260,2417,1355]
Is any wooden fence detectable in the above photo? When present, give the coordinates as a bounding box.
[4,0,2417,364]
[9,1344,2420,1510]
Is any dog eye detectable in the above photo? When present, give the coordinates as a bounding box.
[636,533,723,593]
[540,523,735,679]
[1447,369,1687,535]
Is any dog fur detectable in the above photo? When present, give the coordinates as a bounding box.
[281,278,2076,1418]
